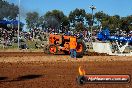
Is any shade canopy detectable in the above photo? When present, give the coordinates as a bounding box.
[10,20,24,25]
[0,20,24,25]
[0,20,11,24]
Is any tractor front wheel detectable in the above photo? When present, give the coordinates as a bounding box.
[48,44,58,54]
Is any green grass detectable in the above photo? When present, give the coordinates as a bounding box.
[0,40,37,50]
[26,40,36,49]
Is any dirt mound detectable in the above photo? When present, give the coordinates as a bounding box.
[87,52,110,56]
[0,52,46,57]
[0,52,109,57]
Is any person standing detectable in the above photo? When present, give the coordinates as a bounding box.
[70,36,77,59]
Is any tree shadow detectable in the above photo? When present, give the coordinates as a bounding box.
[0,74,43,82]
[16,74,43,81]
[0,77,8,80]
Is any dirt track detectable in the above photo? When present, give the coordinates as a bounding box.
[0,51,109,57]
[0,52,132,88]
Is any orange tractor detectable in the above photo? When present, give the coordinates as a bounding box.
[44,34,86,57]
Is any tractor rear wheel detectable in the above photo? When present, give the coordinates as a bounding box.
[76,40,86,58]
[48,44,58,54]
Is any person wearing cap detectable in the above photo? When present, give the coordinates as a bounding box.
[70,35,77,59]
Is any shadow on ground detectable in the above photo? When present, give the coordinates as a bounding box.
[0,77,8,80]
[16,74,43,81]
[0,74,43,82]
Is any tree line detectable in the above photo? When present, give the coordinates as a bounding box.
[26,9,132,32]
[0,0,19,20]
[0,0,131,32]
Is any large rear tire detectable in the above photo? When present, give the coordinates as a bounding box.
[76,40,86,58]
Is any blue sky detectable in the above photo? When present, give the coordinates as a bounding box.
[7,0,132,30]
[8,0,132,16]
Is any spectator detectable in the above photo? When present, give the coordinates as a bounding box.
[69,35,77,59]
